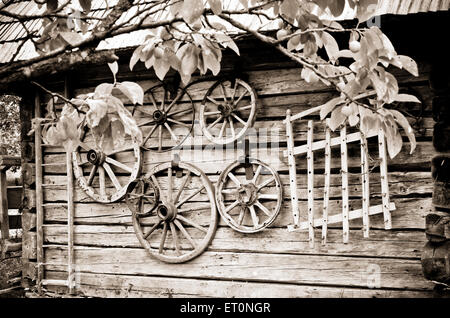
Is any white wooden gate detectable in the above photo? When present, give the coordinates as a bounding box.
[284,106,396,247]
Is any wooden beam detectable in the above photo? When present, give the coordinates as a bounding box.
[322,119,331,245]
[34,90,44,294]
[285,109,300,226]
[378,129,392,230]
[0,168,9,240]
[0,156,21,170]
[340,126,349,244]
[307,120,315,248]
[361,134,370,238]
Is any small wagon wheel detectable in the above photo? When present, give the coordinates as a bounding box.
[132,84,195,152]
[131,161,218,263]
[200,78,257,145]
[72,121,142,203]
[125,178,160,217]
[216,158,282,233]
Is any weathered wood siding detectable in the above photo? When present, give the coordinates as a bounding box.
[32,41,438,298]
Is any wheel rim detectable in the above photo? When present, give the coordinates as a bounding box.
[133,84,195,152]
[200,78,257,145]
[131,162,218,263]
[72,122,142,203]
[216,158,282,233]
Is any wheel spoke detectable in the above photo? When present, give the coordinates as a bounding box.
[87,164,98,186]
[149,91,159,110]
[254,200,272,217]
[158,125,163,151]
[236,105,253,111]
[137,119,156,127]
[237,207,246,225]
[218,119,227,138]
[177,214,207,233]
[174,171,191,204]
[105,146,134,156]
[252,165,262,184]
[206,96,221,106]
[249,205,260,228]
[176,185,205,208]
[231,81,237,102]
[229,117,235,138]
[105,157,133,173]
[143,220,162,239]
[223,200,239,214]
[142,124,158,145]
[103,162,122,191]
[204,110,221,117]
[178,204,211,213]
[161,89,166,111]
[170,222,181,255]
[164,122,178,141]
[167,118,192,128]
[234,89,247,106]
[227,172,241,187]
[98,166,106,197]
[78,142,90,152]
[174,219,197,249]
[168,107,192,117]
[207,116,223,131]
[165,90,184,114]
[257,176,275,191]
[258,193,279,200]
[159,222,168,254]
[231,113,246,125]
[219,82,228,102]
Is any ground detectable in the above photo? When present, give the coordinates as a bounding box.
[0,251,24,298]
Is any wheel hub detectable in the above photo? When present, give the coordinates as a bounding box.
[157,202,177,221]
[153,110,167,124]
[237,183,258,206]
[87,149,106,166]
[218,103,234,117]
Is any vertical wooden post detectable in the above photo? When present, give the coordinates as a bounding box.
[322,119,331,245]
[0,166,9,240]
[65,74,75,294]
[285,110,300,226]
[361,134,370,238]
[340,126,349,243]
[307,120,315,248]
[378,129,392,230]
[34,91,44,293]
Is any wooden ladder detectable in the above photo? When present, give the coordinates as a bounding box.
[35,87,75,294]
[284,106,395,247]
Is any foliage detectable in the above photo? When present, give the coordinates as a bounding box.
[0,95,21,156]
[1,0,422,158]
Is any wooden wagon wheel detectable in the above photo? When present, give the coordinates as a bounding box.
[200,78,257,145]
[125,178,160,217]
[216,158,282,233]
[131,161,218,263]
[132,84,195,152]
[72,122,142,203]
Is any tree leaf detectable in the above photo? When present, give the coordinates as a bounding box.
[130,46,143,71]
[46,0,58,12]
[389,109,416,154]
[328,105,346,131]
[116,81,144,105]
[319,96,343,120]
[208,0,222,15]
[86,99,109,128]
[215,33,240,55]
[108,61,119,82]
[94,83,114,98]
[397,55,419,77]
[356,0,378,22]
[180,0,204,24]
[321,31,339,63]
[238,0,248,10]
[153,58,171,80]
[328,0,346,17]
[393,93,421,104]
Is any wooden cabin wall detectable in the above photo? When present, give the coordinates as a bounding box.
[26,39,440,298]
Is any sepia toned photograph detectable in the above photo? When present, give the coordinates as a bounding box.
[0,0,449,304]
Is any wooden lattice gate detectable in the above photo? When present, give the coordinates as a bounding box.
[284,107,396,247]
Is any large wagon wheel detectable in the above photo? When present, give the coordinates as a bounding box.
[132,84,195,152]
[130,161,218,263]
[200,78,257,145]
[216,158,282,233]
[72,121,142,203]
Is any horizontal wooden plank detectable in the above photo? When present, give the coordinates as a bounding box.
[45,271,434,298]
[43,247,434,290]
[42,141,438,176]
[43,225,425,259]
[42,196,431,230]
